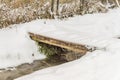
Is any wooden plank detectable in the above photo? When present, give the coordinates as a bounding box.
[29,32,88,54]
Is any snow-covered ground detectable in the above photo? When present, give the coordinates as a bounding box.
[13,8,120,80]
[0,25,46,68]
[0,7,120,79]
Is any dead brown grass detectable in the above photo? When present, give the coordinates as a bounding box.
[0,0,115,28]
[1,0,73,8]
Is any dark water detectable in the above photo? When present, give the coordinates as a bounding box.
[0,59,66,80]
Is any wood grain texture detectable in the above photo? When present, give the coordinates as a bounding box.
[29,32,88,54]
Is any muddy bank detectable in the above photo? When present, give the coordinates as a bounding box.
[0,59,66,80]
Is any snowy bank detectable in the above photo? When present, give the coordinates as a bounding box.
[15,8,120,80]
[0,24,46,68]
[15,43,120,80]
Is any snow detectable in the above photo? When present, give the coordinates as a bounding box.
[14,8,120,80]
[0,24,45,68]
[28,8,120,49]
[0,5,120,80]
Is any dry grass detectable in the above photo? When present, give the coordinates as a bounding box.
[0,0,117,28]
[1,0,73,7]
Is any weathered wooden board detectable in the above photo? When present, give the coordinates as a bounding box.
[29,32,88,54]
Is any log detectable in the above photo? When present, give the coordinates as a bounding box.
[29,32,88,54]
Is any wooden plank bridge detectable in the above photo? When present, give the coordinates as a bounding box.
[29,32,89,53]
